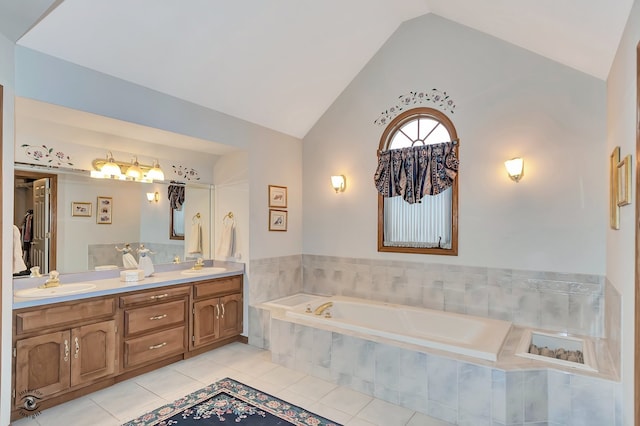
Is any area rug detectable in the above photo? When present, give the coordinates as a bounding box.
[122,377,342,426]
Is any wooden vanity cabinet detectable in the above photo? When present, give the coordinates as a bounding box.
[120,286,190,370]
[11,273,244,420]
[192,276,243,349]
[12,297,117,410]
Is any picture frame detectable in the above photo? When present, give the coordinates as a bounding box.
[617,154,632,207]
[71,201,92,217]
[268,185,287,208]
[96,196,113,224]
[610,146,620,230]
[269,209,287,231]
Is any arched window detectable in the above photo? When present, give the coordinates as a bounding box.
[375,107,459,255]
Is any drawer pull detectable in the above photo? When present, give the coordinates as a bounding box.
[148,342,167,350]
[215,304,220,319]
[149,314,168,321]
[64,339,69,362]
[221,303,225,318]
[74,337,79,359]
[149,293,169,300]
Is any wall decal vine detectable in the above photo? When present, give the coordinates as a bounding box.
[21,144,74,167]
[374,89,456,126]
[171,164,201,181]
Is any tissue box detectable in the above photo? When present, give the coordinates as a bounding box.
[120,269,144,282]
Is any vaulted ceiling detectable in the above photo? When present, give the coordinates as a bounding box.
[0,0,634,139]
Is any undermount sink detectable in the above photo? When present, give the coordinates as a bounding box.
[180,267,227,275]
[15,283,97,298]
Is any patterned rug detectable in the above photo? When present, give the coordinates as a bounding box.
[122,377,342,426]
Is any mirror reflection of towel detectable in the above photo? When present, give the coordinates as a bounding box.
[216,222,235,259]
[188,222,202,254]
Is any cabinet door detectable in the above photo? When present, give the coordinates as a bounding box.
[71,320,117,387]
[218,293,242,339]
[192,298,220,348]
[14,331,71,407]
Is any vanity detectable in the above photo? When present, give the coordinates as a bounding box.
[11,264,244,420]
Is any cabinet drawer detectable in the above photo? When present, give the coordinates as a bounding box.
[124,300,186,336]
[119,286,190,308]
[123,326,186,368]
[15,298,115,335]
[193,276,242,299]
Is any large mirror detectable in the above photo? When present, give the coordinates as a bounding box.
[12,97,234,277]
[14,165,213,275]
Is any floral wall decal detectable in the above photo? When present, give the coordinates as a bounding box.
[171,164,201,181]
[374,89,457,126]
[21,144,74,167]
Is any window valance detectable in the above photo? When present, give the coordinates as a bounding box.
[374,142,459,205]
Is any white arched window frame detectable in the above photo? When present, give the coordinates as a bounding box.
[377,107,459,255]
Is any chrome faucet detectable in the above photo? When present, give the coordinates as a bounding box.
[314,301,333,315]
[39,270,60,289]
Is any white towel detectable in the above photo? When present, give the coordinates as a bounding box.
[13,225,27,274]
[216,221,235,259]
[188,222,202,254]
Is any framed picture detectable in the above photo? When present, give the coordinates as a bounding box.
[269,209,287,231]
[71,202,92,217]
[610,147,620,230]
[617,154,632,207]
[97,196,113,224]
[268,185,287,208]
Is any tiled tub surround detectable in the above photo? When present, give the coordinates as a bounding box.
[604,278,621,376]
[249,255,303,304]
[247,255,620,424]
[264,311,621,425]
[301,255,605,339]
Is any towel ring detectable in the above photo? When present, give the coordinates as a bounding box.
[223,211,234,225]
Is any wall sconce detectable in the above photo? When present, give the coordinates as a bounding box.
[92,153,165,183]
[331,175,346,193]
[504,157,524,183]
[146,191,160,203]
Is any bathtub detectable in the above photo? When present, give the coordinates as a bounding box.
[275,294,512,362]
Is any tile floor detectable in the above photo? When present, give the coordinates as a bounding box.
[11,342,452,426]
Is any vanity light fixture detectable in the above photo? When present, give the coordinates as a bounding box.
[504,157,524,183]
[99,152,122,178]
[331,175,346,193]
[146,191,160,203]
[147,160,165,181]
[125,156,143,180]
[91,154,164,183]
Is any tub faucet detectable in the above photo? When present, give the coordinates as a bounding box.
[314,301,333,315]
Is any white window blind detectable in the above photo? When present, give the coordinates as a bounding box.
[383,188,452,248]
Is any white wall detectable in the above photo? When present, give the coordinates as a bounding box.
[248,137,302,260]
[0,32,14,426]
[606,0,640,423]
[303,14,607,275]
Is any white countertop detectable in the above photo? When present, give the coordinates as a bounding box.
[13,261,245,309]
